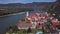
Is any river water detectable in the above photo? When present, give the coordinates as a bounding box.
[0,10,44,34]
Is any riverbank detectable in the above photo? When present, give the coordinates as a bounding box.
[0,12,25,17]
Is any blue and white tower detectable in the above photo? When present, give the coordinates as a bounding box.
[26,11,29,16]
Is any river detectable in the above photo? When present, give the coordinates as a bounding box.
[0,10,44,34]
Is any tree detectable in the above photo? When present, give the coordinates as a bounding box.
[27,27,31,33]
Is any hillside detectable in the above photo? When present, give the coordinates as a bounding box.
[0,2,54,16]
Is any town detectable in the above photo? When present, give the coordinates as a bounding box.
[6,11,60,34]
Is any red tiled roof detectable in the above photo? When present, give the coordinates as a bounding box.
[36,19,43,23]
[16,20,23,26]
[52,22,59,27]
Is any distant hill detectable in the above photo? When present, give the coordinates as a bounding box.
[0,2,54,16]
[0,2,53,8]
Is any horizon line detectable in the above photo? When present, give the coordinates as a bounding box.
[0,1,56,4]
